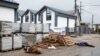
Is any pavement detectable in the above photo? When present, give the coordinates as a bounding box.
[0,34,100,56]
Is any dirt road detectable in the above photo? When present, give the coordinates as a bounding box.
[0,34,100,56]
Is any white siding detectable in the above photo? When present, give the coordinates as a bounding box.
[42,10,55,29]
[57,16,67,28]
[43,10,47,23]
[0,7,14,22]
[50,10,55,29]
[23,16,25,23]
[69,19,75,32]
[69,19,75,27]
[36,9,56,30]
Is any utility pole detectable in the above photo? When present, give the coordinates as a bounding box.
[75,0,82,36]
[92,14,94,33]
[75,0,78,36]
[80,1,82,20]
[75,0,77,13]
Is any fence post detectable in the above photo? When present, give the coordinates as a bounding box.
[65,27,69,35]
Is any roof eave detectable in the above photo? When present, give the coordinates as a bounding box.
[0,0,19,9]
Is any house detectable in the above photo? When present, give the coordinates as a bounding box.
[16,10,25,23]
[0,0,19,22]
[22,9,37,23]
[36,6,77,35]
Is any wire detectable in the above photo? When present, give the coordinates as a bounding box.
[82,9,100,17]
[77,1,100,7]
[82,9,93,15]
[81,5,100,7]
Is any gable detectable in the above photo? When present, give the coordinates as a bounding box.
[23,9,37,16]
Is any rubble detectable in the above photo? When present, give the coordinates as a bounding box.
[63,36,75,46]
[48,45,56,49]
[24,33,75,54]
[24,46,42,54]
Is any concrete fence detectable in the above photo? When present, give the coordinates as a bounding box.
[12,23,50,33]
[0,21,12,35]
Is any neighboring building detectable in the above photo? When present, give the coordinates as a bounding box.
[22,9,37,23]
[16,10,25,23]
[0,0,19,22]
[93,24,100,34]
[80,22,91,34]
[36,6,76,34]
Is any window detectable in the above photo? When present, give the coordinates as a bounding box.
[17,18,20,21]
[25,15,29,22]
[31,15,34,21]
[38,14,41,21]
[47,15,51,20]
[47,9,51,20]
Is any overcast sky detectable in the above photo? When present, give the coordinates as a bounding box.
[15,0,100,24]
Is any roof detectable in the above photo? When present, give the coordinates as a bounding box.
[0,0,19,5]
[36,6,76,17]
[18,10,25,16]
[0,0,19,9]
[27,9,37,14]
[23,9,37,16]
[66,10,75,16]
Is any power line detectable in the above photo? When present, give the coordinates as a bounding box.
[81,5,100,7]
[82,9,93,15]
[82,9,100,17]
[77,1,100,7]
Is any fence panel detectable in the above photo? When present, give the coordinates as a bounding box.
[12,23,20,32]
[0,37,12,51]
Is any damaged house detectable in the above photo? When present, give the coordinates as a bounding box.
[36,6,77,35]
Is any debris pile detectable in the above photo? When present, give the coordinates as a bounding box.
[24,33,75,54]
